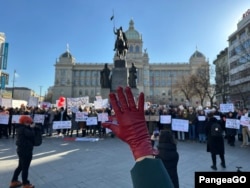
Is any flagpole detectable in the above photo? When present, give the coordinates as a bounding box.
[111,9,115,28]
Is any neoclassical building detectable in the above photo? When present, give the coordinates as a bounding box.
[52,19,209,105]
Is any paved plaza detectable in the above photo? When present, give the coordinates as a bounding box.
[0,134,250,188]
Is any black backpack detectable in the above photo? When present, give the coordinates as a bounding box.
[211,122,222,137]
[34,126,43,146]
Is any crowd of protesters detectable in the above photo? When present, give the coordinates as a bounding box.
[0,104,250,149]
[145,104,250,147]
[0,105,111,139]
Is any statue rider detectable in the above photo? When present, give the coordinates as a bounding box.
[113,26,128,51]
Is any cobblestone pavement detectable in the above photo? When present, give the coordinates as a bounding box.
[0,134,249,188]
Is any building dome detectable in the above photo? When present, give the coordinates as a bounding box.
[190,50,205,59]
[125,19,141,40]
[60,51,73,59]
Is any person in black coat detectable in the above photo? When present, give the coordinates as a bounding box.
[156,130,179,188]
[225,111,237,146]
[205,112,226,171]
[9,115,35,188]
[55,107,71,136]
[195,110,207,143]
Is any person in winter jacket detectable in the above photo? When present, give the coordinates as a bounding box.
[156,130,179,188]
[205,112,226,171]
[9,115,35,188]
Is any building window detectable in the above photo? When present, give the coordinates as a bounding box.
[85,90,89,96]
[86,71,91,77]
[161,79,166,86]
[61,78,66,85]
[91,78,96,86]
[61,69,66,76]
[155,71,160,77]
[75,71,79,77]
[129,45,133,52]
[86,79,90,86]
[90,89,94,96]
[80,80,84,86]
[79,90,82,96]
[80,71,85,77]
[155,79,160,86]
[135,45,140,53]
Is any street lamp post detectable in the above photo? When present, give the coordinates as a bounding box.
[39,86,43,102]
[170,73,173,104]
[12,70,16,99]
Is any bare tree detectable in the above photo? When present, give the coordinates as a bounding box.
[206,84,217,107]
[215,59,229,103]
[175,75,195,102]
[190,65,210,106]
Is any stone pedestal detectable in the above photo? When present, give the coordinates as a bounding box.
[130,88,139,98]
[100,88,111,99]
[111,59,128,92]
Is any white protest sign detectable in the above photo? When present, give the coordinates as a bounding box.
[220,103,234,113]
[160,115,171,124]
[12,115,31,124]
[214,115,221,120]
[204,109,212,116]
[33,114,45,124]
[86,117,98,126]
[67,97,89,113]
[28,96,39,107]
[94,100,103,109]
[225,119,240,129]
[75,112,88,122]
[149,115,159,122]
[97,113,109,122]
[0,98,12,108]
[101,99,109,108]
[95,96,102,100]
[171,119,189,132]
[0,114,9,125]
[198,116,206,121]
[40,102,51,109]
[53,121,72,129]
[12,100,27,108]
[240,116,250,126]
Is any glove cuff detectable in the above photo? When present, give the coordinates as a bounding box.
[131,138,154,160]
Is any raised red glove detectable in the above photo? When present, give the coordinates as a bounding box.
[102,86,153,160]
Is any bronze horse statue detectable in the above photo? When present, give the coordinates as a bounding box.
[114,28,128,59]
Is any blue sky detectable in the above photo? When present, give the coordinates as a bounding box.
[0,0,249,96]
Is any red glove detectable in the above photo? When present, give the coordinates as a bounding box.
[102,86,153,160]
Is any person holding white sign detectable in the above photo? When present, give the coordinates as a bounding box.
[195,110,207,143]
[240,108,250,147]
[55,107,71,136]
[0,106,9,139]
[225,111,237,147]
[176,108,187,141]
